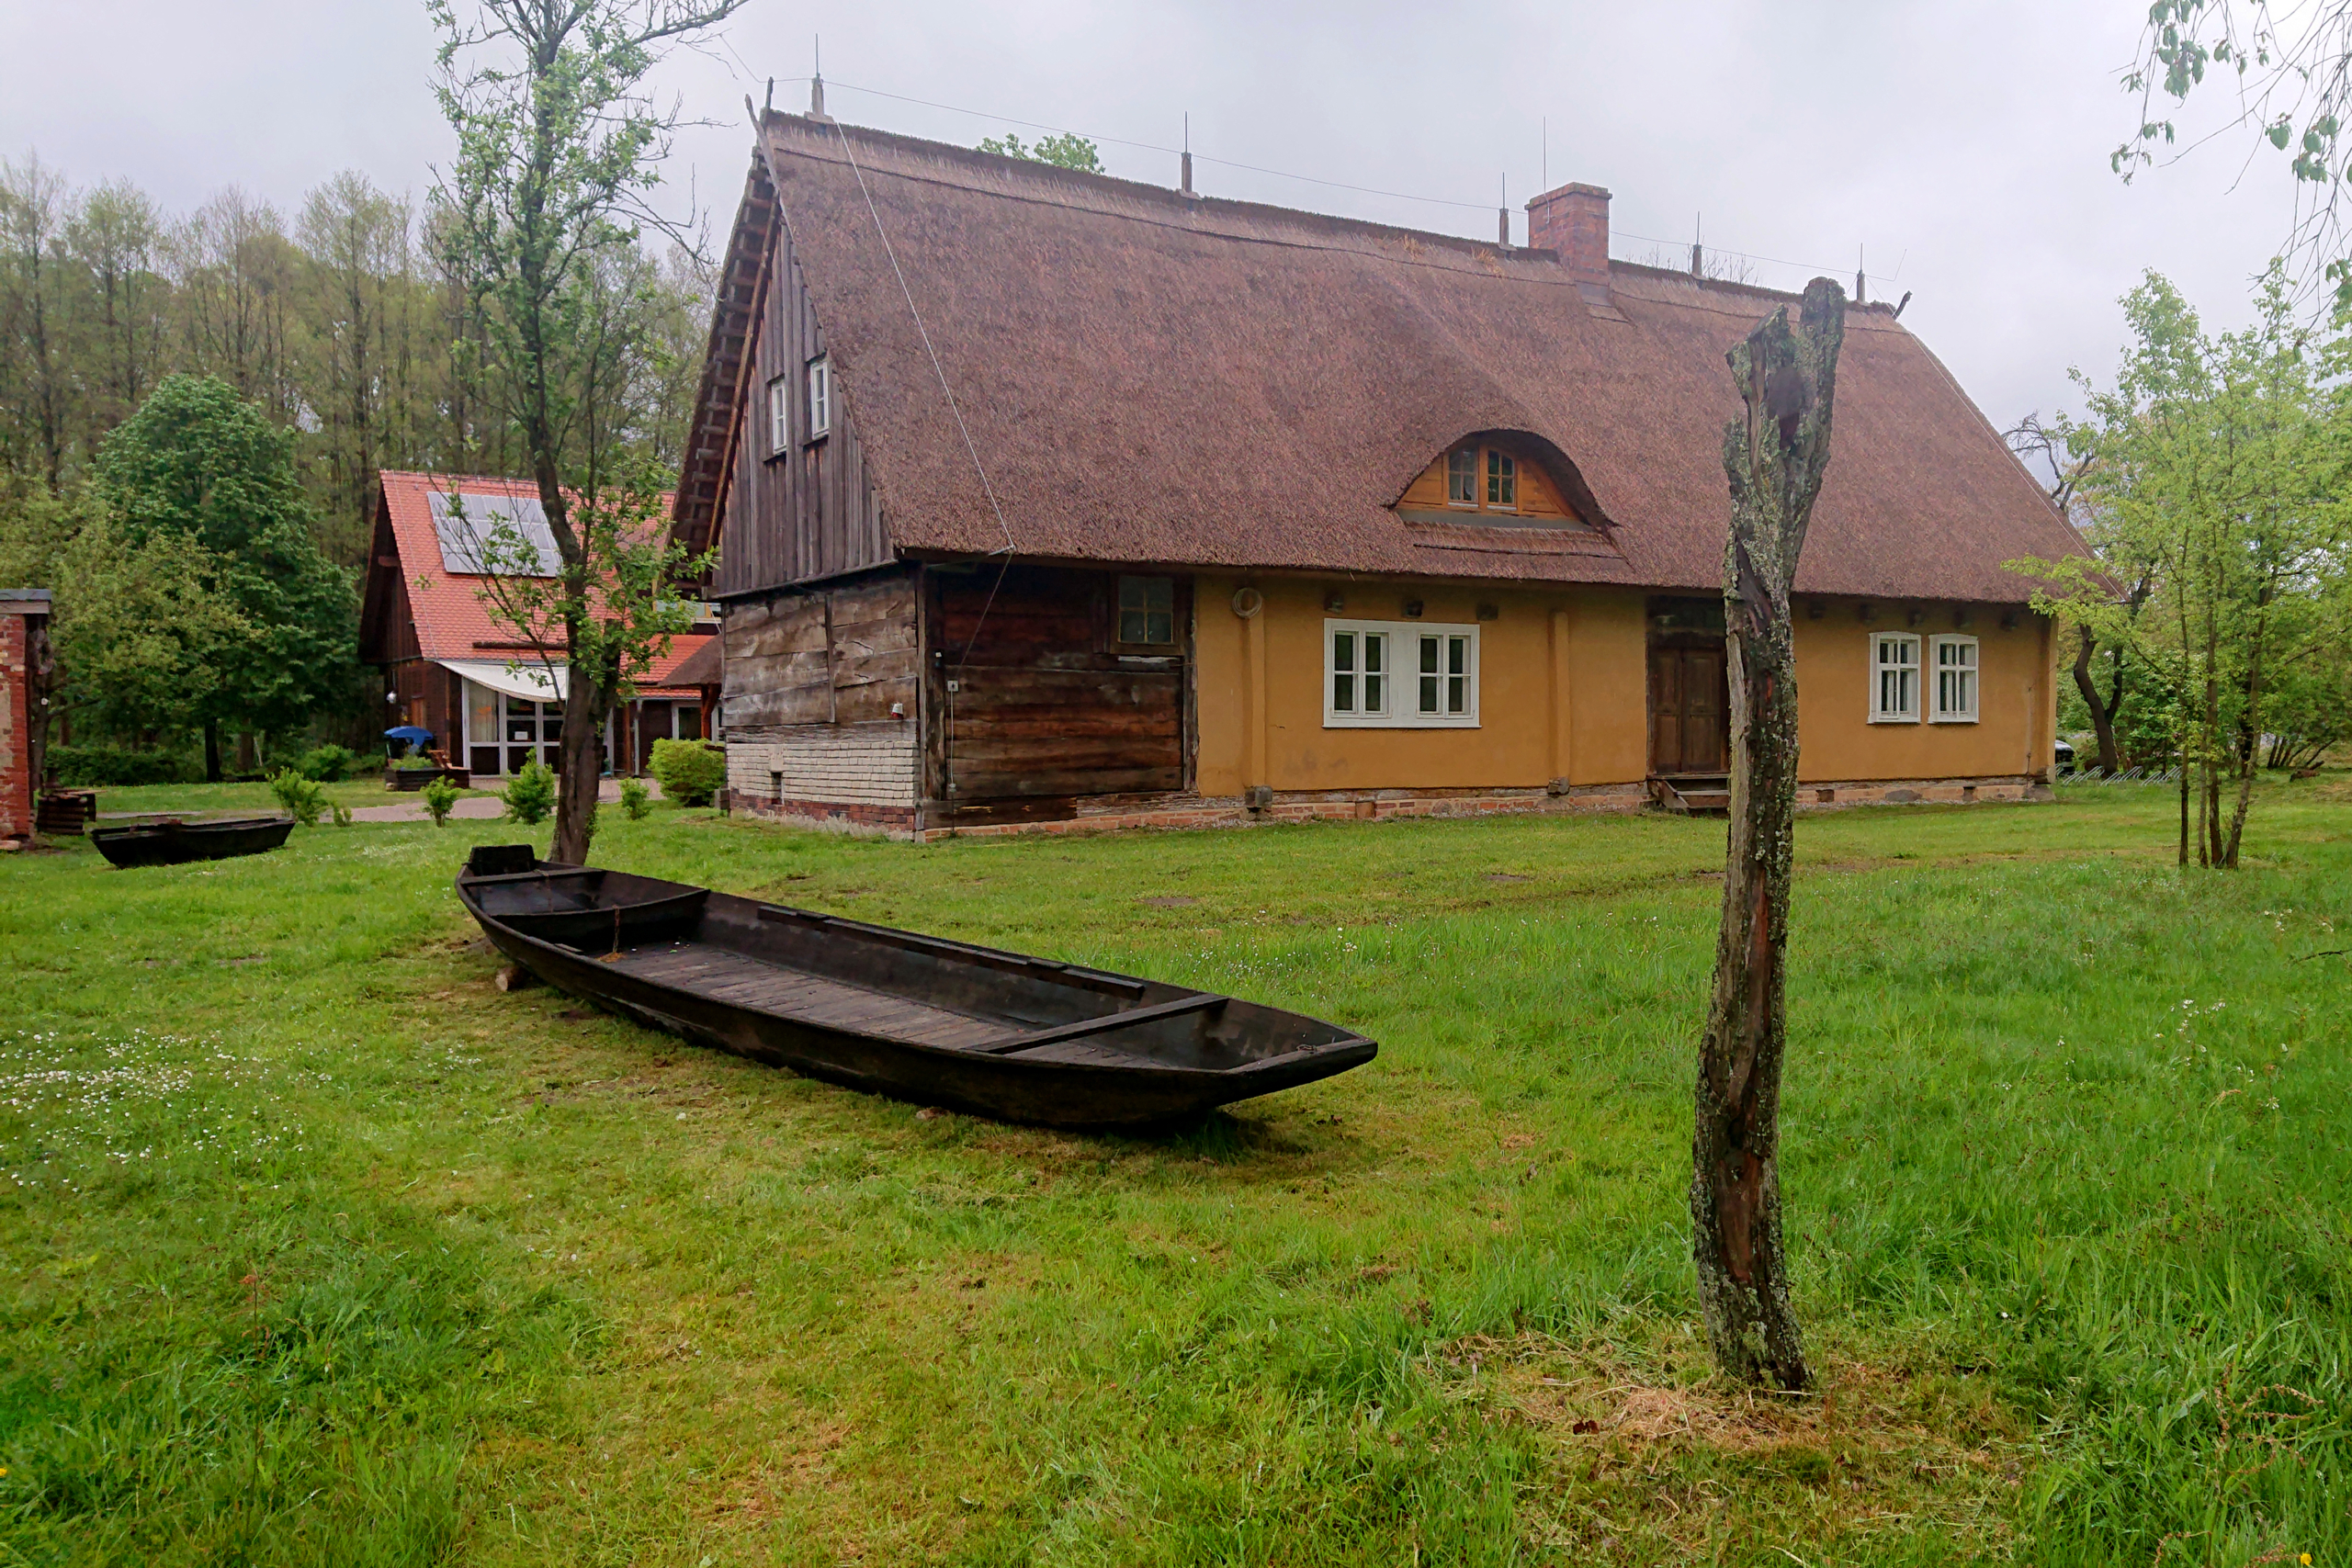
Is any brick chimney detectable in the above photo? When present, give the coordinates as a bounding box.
[1525,182,1611,295]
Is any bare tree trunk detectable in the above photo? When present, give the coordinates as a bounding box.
[2070,627,2122,773]
[1691,277,1846,1392]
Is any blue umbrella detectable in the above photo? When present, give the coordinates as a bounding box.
[384,725,434,742]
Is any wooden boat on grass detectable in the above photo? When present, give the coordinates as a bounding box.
[90,815,295,869]
[456,844,1375,1128]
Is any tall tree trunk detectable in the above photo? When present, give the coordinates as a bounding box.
[1691,276,1846,1392]
[2070,627,2122,773]
[203,719,223,784]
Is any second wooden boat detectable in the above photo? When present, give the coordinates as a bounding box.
[456,845,1375,1128]
[90,816,296,868]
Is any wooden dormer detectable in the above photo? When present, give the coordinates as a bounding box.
[1393,435,1588,527]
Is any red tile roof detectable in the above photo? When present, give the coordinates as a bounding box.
[373,470,712,695]
[676,115,2086,604]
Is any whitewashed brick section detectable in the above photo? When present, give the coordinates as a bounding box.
[726,723,917,807]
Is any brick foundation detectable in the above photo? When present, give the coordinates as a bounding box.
[1796,775,2049,808]
[712,773,2051,846]
[727,794,922,837]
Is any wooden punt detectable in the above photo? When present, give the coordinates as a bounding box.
[89,815,296,868]
[456,844,1375,1128]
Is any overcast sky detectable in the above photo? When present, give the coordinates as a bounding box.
[0,0,2312,456]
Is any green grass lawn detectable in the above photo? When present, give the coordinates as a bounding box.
[3,781,2347,1565]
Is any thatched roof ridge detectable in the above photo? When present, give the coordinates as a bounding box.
[673,112,2084,603]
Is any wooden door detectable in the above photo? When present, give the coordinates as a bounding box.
[1648,646,1728,774]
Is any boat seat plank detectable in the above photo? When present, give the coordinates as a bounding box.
[971,992,1227,1056]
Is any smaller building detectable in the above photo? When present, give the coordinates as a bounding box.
[358,472,714,777]
[1,589,54,845]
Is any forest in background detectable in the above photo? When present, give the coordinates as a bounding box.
[0,153,712,570]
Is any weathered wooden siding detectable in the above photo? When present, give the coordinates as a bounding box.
[933,566,1189,803]
[719,568,921,810]
[712,218,891,597]
[721,572,919,728]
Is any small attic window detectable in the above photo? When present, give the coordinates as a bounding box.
[1446,447,1476,506]
[1486,449,1517,510]
[1399,436,1589,531]
[806,356,831,441]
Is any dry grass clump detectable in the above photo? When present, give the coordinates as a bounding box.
[1451,1329,2031,1562]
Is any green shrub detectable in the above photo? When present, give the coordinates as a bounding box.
[331,803,353,827]
[422,776,461,827]
[266,768,326,826]
[296,743,357,782]
[392,753,441,771]
[500,760,557,825]
[618,777,651,820]
[649,739,726,807]
[46,744,200,787]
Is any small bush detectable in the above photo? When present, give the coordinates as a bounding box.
[331,803,353,827]
[296,744,357,782]
[618,777,651,820]
[392,753,442,771]
[501,760,557,825]
[266,769,326,826]
[649,739,726,807]
[422,776,461,827]
[47,745,200,787]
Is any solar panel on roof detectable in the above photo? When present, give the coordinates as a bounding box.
[429,491,560,576]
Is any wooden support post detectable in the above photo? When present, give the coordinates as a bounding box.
[1690,276,1846,1392]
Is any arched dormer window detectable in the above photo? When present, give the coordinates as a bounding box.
[1397,433,1593,528]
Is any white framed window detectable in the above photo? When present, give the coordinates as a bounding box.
[767,374,789,454]
[806,355,831,439]
[1869,632,1920,723]
[1325,619,1478,728]
[1930,634,1978,722]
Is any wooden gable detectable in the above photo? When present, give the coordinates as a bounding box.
[1394,437,1585,526]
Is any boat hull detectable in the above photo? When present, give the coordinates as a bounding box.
[458,852,1374,1129]
[90,817,296,868]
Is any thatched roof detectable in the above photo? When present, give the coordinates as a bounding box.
[674,113,2083,603]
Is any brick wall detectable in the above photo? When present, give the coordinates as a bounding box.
[1524,182,1611,288]
[1,607,32,841]
[725,721,918,809]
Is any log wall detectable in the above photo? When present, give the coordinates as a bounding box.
[719,568,922,813]
[933,565,1190,804]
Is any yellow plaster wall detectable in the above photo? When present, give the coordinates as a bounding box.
[1193,577,1645,795]
[1792,609,2054,782]
[1192,577,2056,795]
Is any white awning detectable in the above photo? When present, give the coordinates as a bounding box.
[436,658,568,704]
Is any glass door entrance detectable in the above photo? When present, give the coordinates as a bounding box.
[503,698,563,775]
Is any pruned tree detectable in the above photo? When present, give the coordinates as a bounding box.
[429,0,745,863]
[1691,276,1846,1392]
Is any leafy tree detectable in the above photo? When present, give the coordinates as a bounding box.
[48,512,252,741]
[428,0,738,863]
[977,131,1104,173]
[92,374,357,775]
[2014,266,2348,865]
